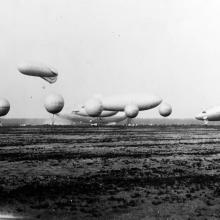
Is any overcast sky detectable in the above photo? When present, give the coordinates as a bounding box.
[1,0,220,118]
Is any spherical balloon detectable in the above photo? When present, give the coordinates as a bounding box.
[124,104,139,118]
[159,103,172,117]
[0,98,10,117]
[85,98,103,117]
[44,94,64,114]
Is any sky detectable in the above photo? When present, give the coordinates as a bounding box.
[1,0,220,118]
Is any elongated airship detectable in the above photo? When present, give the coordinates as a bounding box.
[196,106,220,124]
[18,62,58,84]
[57,112,127,125]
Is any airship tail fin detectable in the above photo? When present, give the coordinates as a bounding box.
[41,75,57,84]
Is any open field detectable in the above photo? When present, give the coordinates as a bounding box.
[0,125,220,219]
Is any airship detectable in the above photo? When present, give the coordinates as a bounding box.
[18,62,58,84]
[195,106,220,124]
[73,106,118,117]
[57,112,127,125]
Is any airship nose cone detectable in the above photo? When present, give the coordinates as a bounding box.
[17,63,29,74]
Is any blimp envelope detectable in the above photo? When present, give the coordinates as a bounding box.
[100,93,162,111]
[18,62,58,84]
[74,106,118,117]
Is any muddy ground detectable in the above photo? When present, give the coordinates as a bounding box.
[0,125,220,219]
